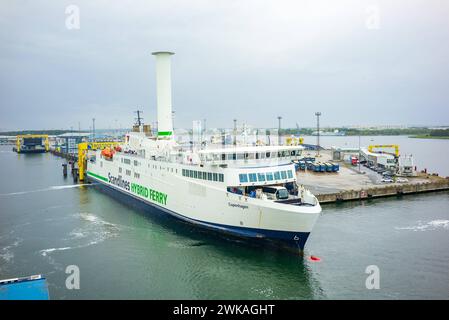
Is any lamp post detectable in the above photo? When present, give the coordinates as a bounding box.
[233,119,237,146]
[315,112,321,157]
[358,133,361,173]
[92,118,95,141]
[277,116,282,146]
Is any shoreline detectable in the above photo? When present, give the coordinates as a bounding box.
[409,135,449,140]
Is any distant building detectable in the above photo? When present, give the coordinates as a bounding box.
[55,132,90,154]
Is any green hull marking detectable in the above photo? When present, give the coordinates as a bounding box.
[87,171,108,182]
[158,131,172,136]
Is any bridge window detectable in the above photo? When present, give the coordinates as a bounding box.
[198,171,203,179]
[266,152,270,158]
[239,173,248,183]
[219,174,224,182]
[287,170,293,179]
[189,170,194,178]
[248,173,257,182]
[213,173,218,181]
[237,153,244,160]
[221,153,226,160]
[194,171,198,179]
[257,173,266,182]
[281,171,287,179]
[203,173,208,180]
[274,171,281,180]
[134,172,140,179]
[208,172,212,180]
[123,158,131,165]
[266,172,273,181]
[125,169,131,176]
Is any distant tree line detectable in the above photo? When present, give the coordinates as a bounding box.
[0,130,73,136]
[429,128,449,137]
[279,128,314,135]
[279,127,434,136]
[344,128,432,136]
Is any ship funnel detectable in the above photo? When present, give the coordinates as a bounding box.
[152,51,175,138]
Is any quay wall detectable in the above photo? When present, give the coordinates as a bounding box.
[317,179,449,204]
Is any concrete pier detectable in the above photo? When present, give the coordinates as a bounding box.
[316,179,449,204]
[297,149,449,204]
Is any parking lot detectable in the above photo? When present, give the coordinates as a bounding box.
[296,150,429,195]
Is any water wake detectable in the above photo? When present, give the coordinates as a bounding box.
[0,238,23,264]
[395,220,449,232]
[40,247,72,256]
[0,184,93,196]
[40,213,119,257]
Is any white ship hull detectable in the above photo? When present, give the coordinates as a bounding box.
[86,156,321,253]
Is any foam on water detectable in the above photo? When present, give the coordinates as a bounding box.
[395,219,449,232]
[0,238,23,264]
[40,247,73,256]
[0,184,92,196]
[40,213,120,257]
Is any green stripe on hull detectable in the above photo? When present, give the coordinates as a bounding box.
[87,171,108,182]
[158,131,172,136]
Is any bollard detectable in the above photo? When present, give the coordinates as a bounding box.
[73,168,78,182]
[62,163,68,177]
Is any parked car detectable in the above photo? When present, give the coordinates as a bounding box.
[381,178,394,183]
[396,178,409,183]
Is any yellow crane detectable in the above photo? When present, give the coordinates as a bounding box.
[78,141,122,181]
[286,136,304,146]
[367,144,400,157]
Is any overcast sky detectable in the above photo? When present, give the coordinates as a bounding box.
[1,0,448,131]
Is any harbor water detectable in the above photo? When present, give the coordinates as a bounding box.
[1,138,448,299]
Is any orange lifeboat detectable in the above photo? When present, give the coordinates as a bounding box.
[101,147,115,160]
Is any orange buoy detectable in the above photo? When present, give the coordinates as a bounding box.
[309,255,321,262]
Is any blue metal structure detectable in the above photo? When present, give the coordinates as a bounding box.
[0,275,49,300]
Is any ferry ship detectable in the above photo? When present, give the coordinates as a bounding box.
[85,52,321,253]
